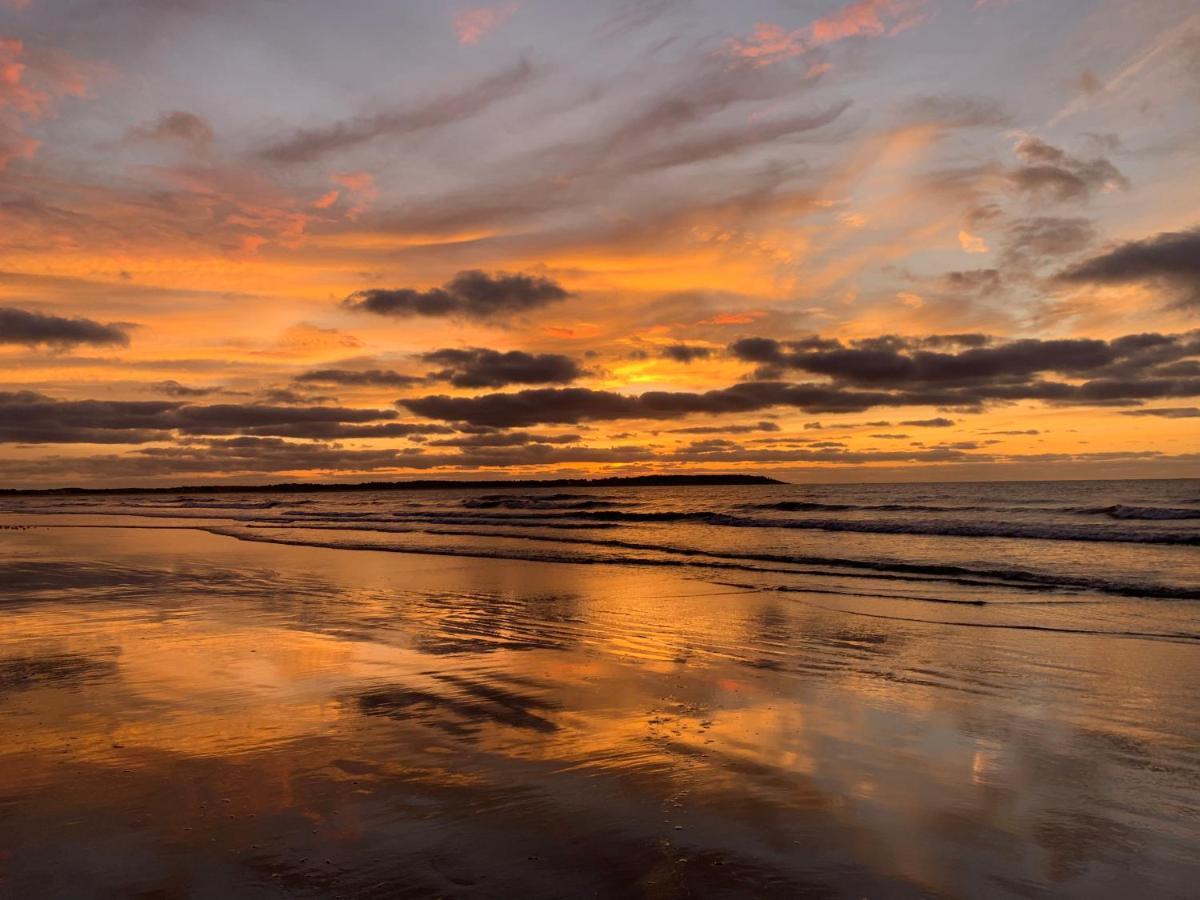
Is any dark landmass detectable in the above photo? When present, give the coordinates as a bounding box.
[0,473,785,497]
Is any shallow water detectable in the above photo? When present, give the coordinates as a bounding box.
[1,482,1199,897]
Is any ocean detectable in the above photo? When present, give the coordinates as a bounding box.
[1,478,1198,896]
[6,477,1199,628]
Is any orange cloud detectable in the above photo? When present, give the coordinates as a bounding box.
[313,190,340,209]
[0,36,89,169]
[698,311,767,326]
[810,0,927,44]
[724,23,807,67]
[331,170,377,218]
[0,37,87,115]
[958,230,989,253]
[1,38,45,116]
[333,171,374,192]
[454,3,518,45]
[725,0,928,67]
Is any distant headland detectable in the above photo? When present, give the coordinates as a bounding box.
[0,473,786,497]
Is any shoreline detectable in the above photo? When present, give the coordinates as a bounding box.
[0,473,785,498]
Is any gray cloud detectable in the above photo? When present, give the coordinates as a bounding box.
[1002,217,1096,268]
[1009,137,1128,203]
[427,431,582,448]
[1118,407,1200,419]
[398,382,922,428]
[0,392,179,444]
[670,420,780,435]
[147,380,218,397]
[126,110,214,151]
[296,369,426,389]
[400,331,1200,427]
[1058,225,1200,309]
[419,347,583,388]
[0,392,401,443]
[170,403,393,435]
[941,269,1001,295]
[659,344,713,363]
[343,270,570,321]
[728,332,1200,387]
[259,388,337,405]
[0,307,130,350]
[235,422,454,440]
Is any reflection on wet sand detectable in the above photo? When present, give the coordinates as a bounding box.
[1,523,1199,898]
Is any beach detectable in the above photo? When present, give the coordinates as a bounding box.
[2,481,1199,897]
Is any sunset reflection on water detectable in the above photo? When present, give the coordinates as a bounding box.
[2,523,1198,898]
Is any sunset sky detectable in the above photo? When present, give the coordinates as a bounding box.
[1,0,1197,487]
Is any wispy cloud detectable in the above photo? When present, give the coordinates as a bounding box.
[257,60,536,164]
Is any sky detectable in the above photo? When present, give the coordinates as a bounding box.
[0,0,1198,487]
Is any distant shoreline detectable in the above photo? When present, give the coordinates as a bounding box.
[0,473,786,497]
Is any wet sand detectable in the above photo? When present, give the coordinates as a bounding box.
[2,522,1199,898]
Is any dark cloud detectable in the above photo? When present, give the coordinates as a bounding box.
[1057,226,1200,308]
[0,392,400,443]
[296,368,425,388]
[427,431,581,448]
[1009,137,1128,203]
[419,347,583,388]
[259,388,337,405]
[0,438,661,482]
[0,391,180,444]
[343,270,570,321]
[126,110,214,150]
[679,438,739,454]
[670,421,780,434]
[0,307,130,349]
[6,436,1197,486]
[235,422,454,440]
[301,351,584,390]
[1118,407,1200,419]
[659,344,713,363]
[728,332,1200,388]
[169,403,393,435]
[6,327,1196,458]
[147,380,218,397]
[258,61,537,164]
[941,269,1001,295]
[398,331,1200,428]
[402,387,656,428]
[400,382,912,428]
